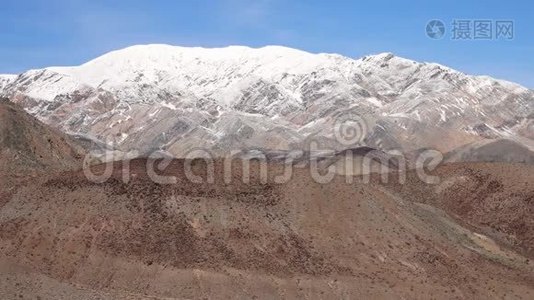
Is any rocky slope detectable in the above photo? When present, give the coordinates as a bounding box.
[0,160,533,299]
[0,98,84,173]
[386,162,534,257]
[0,98,86,207]
[1,44,532,156]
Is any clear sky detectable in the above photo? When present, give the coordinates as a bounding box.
[1,0,532,88]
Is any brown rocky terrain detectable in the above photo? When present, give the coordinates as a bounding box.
[0,99,85,206]
[385,162,534,258]
[0,158,533,299]
[0,99,84,173]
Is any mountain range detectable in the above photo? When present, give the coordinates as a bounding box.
[0,44,532,158]
[2,44,534,299]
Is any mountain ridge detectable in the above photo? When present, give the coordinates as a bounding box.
[1,44,532,156]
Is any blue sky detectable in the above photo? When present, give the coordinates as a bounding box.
[1,0,533,87]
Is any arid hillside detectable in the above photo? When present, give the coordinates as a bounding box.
[385,162,534,258]
[0,99,84,173]
[0,99,85,204]
[0,159,533,299]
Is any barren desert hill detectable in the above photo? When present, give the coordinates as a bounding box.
[0,158,533,299]
[383,162,534,258]
[0,98,84,173]
[0,99,87,204]
[444,138,534,164]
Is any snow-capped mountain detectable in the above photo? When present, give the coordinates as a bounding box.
[1,44,532,156]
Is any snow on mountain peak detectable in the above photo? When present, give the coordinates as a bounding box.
[0,74,17,90]
[40,44,365,106]
[48,44,347,85]
[3,45,531,107]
